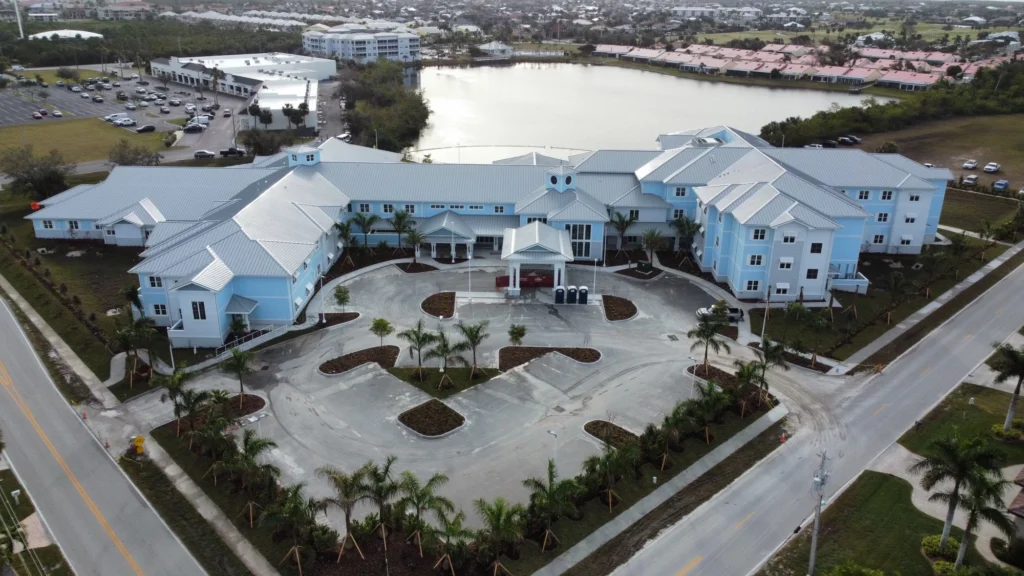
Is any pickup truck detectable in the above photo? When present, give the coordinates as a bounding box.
[696,306,745,322]
[220,147,247,157]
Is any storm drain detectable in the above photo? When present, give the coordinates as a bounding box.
[553,406,565,413]
[667,334,679,341]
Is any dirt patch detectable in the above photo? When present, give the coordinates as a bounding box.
[615,268,663,280]
[656,250,733,293]
[717,326,739,341]
[602,295,637,321]
[176,394,265,434]
[574,250,649,267]
[319,312,360,328]
[562,422,786,576]
[395,262,439,273]
[398,399,465,436]
[319,346,400,375]
[499,346,601,371]
[747,343,833,374]
[422,292,455,318]
[688,363,743,389]
[585,420,639,448]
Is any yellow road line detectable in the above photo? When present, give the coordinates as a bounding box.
[676,556,703,576]
[920,366,932,377]
[0,361,146,576]
[873,404,887,416]
[962,334,973,342]
[734,511,754,530]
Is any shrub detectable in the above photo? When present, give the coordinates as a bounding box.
[59,282,67,294]
[825,562,885,576]
[992,537,1024,570]
[1013,418,1024,431]
[931,561,973,576]
[24,249,31,259]
[924,534,959,561]
[43,267,50,277]
[71,294,81,307]
[88,312,96,322]
[991,424,1022,441]
[33,256,40,266]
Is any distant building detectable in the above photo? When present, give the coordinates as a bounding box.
[303,29,421,64]
[95,3,152,20]
[26,12,58,21]
[28,28,103,39]
[477,41,513,58]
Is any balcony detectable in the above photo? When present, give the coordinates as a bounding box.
[167,319,185,334]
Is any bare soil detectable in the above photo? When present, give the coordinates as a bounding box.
[176,394,266,434]
[747,342,832,374]
[717,326,739,341]
[396,262,439,273]
[614,268,663,280]
[585,420,639,448]
[422,292,455,318]
[689,363,742,389]
[432,257,469,265]
[602,295,637,321]
[398,399,465,436]
[320,312,360,328]
[574,250,649,267]
[319,346,400,375]
[498,346,600,371]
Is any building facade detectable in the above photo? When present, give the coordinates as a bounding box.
[302,29,421,64]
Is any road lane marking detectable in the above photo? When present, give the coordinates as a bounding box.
[873,404,887,416]
[0,361,146,576]
[962,334,973,342]
[676,556,703,575]
[734,512,754,529]
[920,366,932,377]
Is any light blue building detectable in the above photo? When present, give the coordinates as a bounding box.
[27,127,950,347]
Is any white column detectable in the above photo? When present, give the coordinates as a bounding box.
[493,237,499,251]
[450,240,456,262]
[430,242,437,258]
[467,244,474,259]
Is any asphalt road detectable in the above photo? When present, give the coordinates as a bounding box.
[612,260,1024,575]
[0,299,205,576]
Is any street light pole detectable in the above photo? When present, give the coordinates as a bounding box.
[688,355,697,397]
[547,429,559,471]
[808,450,831,576]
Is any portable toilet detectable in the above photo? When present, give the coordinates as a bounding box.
[567,286,578,304]
[579,286,588,305]
[555,286,565,304]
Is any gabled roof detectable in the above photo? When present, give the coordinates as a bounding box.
[493,151,567,166]
[501,222,573,261]
[416,210,475,240]
[571,150,662,173]
[762,148,935,190]
[514,187,610,222]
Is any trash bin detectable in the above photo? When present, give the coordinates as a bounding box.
[567,286,578,304]
[579,286,588,305]
[555,286,565,304]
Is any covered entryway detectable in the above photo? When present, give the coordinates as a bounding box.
[414,211,476,262]
[225,294,259,331]
[499,222,574,296]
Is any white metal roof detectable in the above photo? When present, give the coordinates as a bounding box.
[501,222,574,261]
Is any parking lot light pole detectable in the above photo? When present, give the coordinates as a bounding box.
[688,355,697,397]
[547,429,559,471]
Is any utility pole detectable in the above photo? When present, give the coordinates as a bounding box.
[807,450,831,576]
[11,0,24,39]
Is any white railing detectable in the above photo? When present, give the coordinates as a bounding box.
[215,324,283,356]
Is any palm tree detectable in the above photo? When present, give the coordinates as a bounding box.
[222,348,254,409]
[455,319,490,378]
[783,301,809,339]
[687,312,730,372]
[210,67,223,107]
[670,214,700,263]
[979,220,996,262]
[522,459,578,552]
[363,455,400,544]
[804,313,829,368]
[132,316,158,377]
[423,328,468,390]
[917,245,948,299]
[641,228,663,262]
[174,388,210,439]
[232,429,280,495]
[991,342,1024,430]
[351,213,381,253]
[732,359,762,418]
[610,211,638,256]
[948,232,970,279]
[123,284,143,318]
[432,509,474,576]
[399,470,453,557]
[885,271,907,325]
[405,229,426,263]
[334,221,356,268]
[397,319,437,380]
[316,464,369,559]
[583,442,640,513]
[691,380,729,444]
[390,210,414,254]
[260,483,318,576]
[115,324,137,387]
[156,363,194,404]
[908,429,1006,549]
[473,497,527,574]
[950,473,1016,568]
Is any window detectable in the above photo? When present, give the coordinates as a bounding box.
[909,194,920,202]
[153,304,167,315]
[494,206,505,214]
[303,261,308,270]
[873,234,885,244]
[806,269,819,280]
[292,274,298,284]
[881,190,893,201]
[703,206,708,215]
[628,209,639,220]
[291,154,297,161]
[404,204,416,214]
[624,235,639,245]
[901,237,912,246]
[449,204,465,210]
[105,229,116,236]
[877,213,889,223]
[783,234,796,244]
[753,228,766,240]
[69,220,80,230]
[858,190,870,200]
[149,276,163,288]
[565,224,592,258]
[713,260,717,271]
[469,205,483,210]
[779,261,792,270]
[905,216,916,224]
[383,204,395,214]
[715,236,720,247]
[145,230,151,239]
[746,280,760,291]
[672,209,685,219]
[359,203,370,213]
[527,217,547,224]
[810,242,822,254]
[191,301,206,320]
[717,213,722,223]
[674,187,687,197]
[749,254,763,266]
[430,204,445,209]
[775,286,789,295]
[42,220,53,229]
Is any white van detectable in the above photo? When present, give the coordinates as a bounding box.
[188,116,210,127]
[104,113,129,123]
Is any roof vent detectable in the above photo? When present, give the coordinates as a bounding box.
[697,137,723,146]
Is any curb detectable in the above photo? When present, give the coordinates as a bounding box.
[420,292,456,321]
[397,400,467,439]
[497,346,602,371]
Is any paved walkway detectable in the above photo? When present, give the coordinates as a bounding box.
[939,225,1013,247]
[651,252,756,343]
[534,403,789,576]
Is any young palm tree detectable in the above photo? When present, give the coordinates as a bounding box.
[423,328,468,390]
[732,359,762,418]
[670,214,700,262]
[431,509,474,576]
[362,455,400,543]
[397,319,437,380]
[783,301,809,339]
[405,228,426,263]
[232,429,280,495]
[123,284,143,318]
[156,363,194,404]
[455,319,490,378]
[390,210,414,254]
[259,483,319,576]
[334,220,356,268]
[691,380,729,444]
[948,232,970,279]
[132,316,158,377]
[949,472,1016,568]
[174,388,211,439]
[399,470,453,557]
[908,429,1006,549]
[351,213,381,253]
[222,348,254,409]
[641,228,663,262]
[917,246,948,299]
[687,313,730,372]
[610,211,638,256]
[583,442,640,513]
[979,219,996,262]
[804,313,829,368]
[522,459,578,552]
[115,324,138,388]
[991,342,1024,430]
[473,497,527,574]
[316,464,369,559]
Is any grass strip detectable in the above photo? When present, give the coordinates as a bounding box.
[0,470,75,576]
[118,453,251,576]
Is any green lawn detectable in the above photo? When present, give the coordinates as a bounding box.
[0,117,171,163]
[899,383,1024,466]
[0,470,74,576]
[750,237,1007,361]
[760,470,982,576]
[941,189,1020,233]
[388,366,501,399]
[699,21,1017,46]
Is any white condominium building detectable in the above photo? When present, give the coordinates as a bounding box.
[303,29,421,64]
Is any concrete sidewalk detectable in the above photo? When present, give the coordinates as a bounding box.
[534,403,789,576]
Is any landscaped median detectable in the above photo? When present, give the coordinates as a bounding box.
[0,469,74,576]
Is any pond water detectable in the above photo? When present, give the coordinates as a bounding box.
[412,63,893,163]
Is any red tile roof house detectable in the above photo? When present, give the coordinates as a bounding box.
[684,44,722,56]
[778,64,817,79]
[877,70,943,91]
[810,65,853,83]
[726,60,770,77]
[593,45,632,57]
[780,45,808,57]
[760,43,787,53]
[839,67,884,84]
[749,52,787,64]
[622,48,665,62]
[679,57,731,74]
[792,54,820,65]
[653,51,697,67]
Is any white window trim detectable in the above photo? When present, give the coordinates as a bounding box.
[746,280,759,291]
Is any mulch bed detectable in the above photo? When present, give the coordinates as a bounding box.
[175,393,266,434]
[432,257,469,265]
[498,346,601,371]
[584,420,638,448]
[747,343,833,374]
[306,312,360,328]
[319,345,400,375]
[395,262,439,273]
[574,250,649,267]
[398,399,465,436]
[688,363,743,389]
[655,250,732,293]
[421,292,455,318]
[602,295,637,321]
[615,268,663,280]
[716,326,739,340]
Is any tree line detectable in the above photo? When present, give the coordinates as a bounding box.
[333,60,430,152]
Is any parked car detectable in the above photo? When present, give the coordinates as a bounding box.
[70,85,81,92]
[994,180,1010,191]
[137,80,150,85]
[160,106,170,114]
[193,150,216,158]
[822,140,839,148]
[169,99,181,106]
[11,65,24,71]
[31,112,42,120]
[195,94,206,100]
[696,306,745,322]
[804,143,823,149]
[336,132,352,142]
[220,147,247,157]
[52,110,62,118]
[136,125,156,133]
[56,81,64,87]
[223,108,232,117]
[112,81,121,87]
[80,92,90,99]
[963,159,978,170]
[102,83,112,90]
[86,84,96,91]
[37,109,47,116]
[135,87,147,94]
[39,82,48,88]
[837,136,856,145]
[92,96,104,103]
[183,124,206,133]
[125,104,137,111]
[984,162,1001,173]
[964,174,979,185]
[115,118,137,127]
[139,101,149,107]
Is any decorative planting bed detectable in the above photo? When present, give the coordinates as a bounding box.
[318,345,400,375]
[498,346,601,371]
[395,262,439,274]
[688,363,743,389]
[716,326,739,341]
[317,312,360,328]
[398,399,466,436]
[584,420,638,448]
[615,268,663,280]
[388,367,501,399]
[602,295,637,321]
[175,393,266,434]
[421,291,455,318]
[432,257,469,265]
[747,342,832,374]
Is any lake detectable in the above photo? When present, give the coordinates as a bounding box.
[412,63,893,163]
